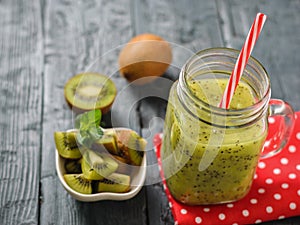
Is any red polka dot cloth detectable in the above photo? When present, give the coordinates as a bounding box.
[153,112,300,225]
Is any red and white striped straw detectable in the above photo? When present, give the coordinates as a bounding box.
[219,13,267,109]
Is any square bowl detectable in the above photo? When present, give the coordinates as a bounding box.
[55,128,147,202]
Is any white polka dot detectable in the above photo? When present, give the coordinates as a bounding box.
[168,202,172,208]
[265,178,273,184]
[242,209,249,217]
[255,219,262,223]
[296,132,300,140]
[232,223,238,225]
[218,213,226,220]
[280,158,289,165]
[297,189,300,196]
[274,193,281,200]
[258,161,266,169]
[195,217,202,224]
[250,198,258,204]
[296,164,300,171]
[180,209,187,214]
[226,203,234,208]
[203,208,210,212]
[278,216,285,220]
[174,221,178,225]
[268,117,275,124]
[254,174,258,179]
[266,206,273,213]
[273,168,281,175]
[258,188,265,194]
[281,183,289,189]
[289,202,297,210]
[289,173,297,179]
[288,145,296,153]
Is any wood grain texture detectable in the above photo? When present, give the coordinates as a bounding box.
[40,0,146,224]
[0,1,43,224]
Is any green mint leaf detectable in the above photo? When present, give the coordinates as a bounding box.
[77,130,94,148]
[75,109,102,129]
[87,109,102,125]
[88,126,103,140]
[74,109,103,148]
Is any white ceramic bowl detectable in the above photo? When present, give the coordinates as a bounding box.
[55,128,147,202]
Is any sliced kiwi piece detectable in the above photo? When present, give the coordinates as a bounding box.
[92,129,119,155]
[82,150,118,180]
[109,154,132,175]
[64,174,92,194]
[64,73,117,114]
[65,158,82,173]
[116,130,147,166]
[81,154,104,180]
[54,131,82,159]
[97,173,130,193]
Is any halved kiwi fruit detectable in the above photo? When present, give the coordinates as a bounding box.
[64,73,117,114]
[97,173,130,193]
[81,150,118,180]
[64,174,93,194]
[116,130,147,166]
[54,131,82,159]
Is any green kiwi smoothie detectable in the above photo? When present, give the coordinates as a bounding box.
[161,78,268,205]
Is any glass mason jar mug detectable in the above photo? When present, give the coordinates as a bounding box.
[161,48,295,205]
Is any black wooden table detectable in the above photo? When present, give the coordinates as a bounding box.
[1,0,300,224]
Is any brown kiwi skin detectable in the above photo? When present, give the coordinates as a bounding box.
[118,33,172,85]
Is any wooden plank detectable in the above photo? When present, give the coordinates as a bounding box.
[132,0,223,224]
[0,1,43,224]
[40,0,147,224]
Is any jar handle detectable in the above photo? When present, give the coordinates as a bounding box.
[261,99,295,158]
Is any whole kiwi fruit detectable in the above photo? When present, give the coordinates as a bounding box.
[118,33,172,85]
